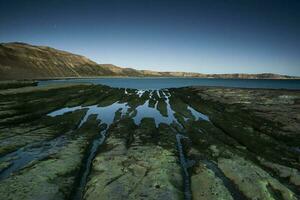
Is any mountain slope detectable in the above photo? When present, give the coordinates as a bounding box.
[0,42,125,79]
[0,42,297,80]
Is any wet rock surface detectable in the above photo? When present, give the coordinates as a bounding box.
[84,119,183,200]
[0,83,299,200]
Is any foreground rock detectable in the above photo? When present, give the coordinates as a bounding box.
[0,115,103,200]
[173,87,300,199]
[0,83,299,200]
[83,119,183,200]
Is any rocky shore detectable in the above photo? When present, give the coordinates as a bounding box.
[0,83,299,200]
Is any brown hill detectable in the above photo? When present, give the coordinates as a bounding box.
[0,42,297,80]
[0,42,122,79]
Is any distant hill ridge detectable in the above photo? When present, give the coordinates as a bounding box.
[0,42,298,80]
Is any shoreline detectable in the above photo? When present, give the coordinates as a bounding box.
[1,79,300,91]
[2,76,300,82]
[38,76,300,81]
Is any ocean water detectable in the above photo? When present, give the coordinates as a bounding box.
[38,77,300,90]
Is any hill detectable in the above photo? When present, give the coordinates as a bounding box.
[0,42,297,80]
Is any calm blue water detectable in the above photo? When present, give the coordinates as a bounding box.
[38,78,300,90]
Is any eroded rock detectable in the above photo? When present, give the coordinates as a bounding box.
[218,155,297,200]
[83,119,184,200]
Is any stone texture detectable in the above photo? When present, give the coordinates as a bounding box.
[83,119,184,200]
[218,155,297,200]
[191,163,233,200]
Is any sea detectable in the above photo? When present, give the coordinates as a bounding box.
[38,77,300,90]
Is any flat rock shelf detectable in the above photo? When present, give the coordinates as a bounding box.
[0,83,299,200]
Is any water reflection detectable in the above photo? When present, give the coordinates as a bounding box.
[47,89,209,128]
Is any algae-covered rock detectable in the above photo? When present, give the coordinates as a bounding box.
[191,163,233,200]
[258,157,300,187]
[0,82,299,200]
[83,119,184,200]
[218,155,298,200]
[0,115,102,200]
[84,144,183,200]
[0,109,87,156]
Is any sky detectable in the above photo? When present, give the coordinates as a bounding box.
[0,0,299,75]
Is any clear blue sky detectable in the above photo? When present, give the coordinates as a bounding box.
[0,0,299,75]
